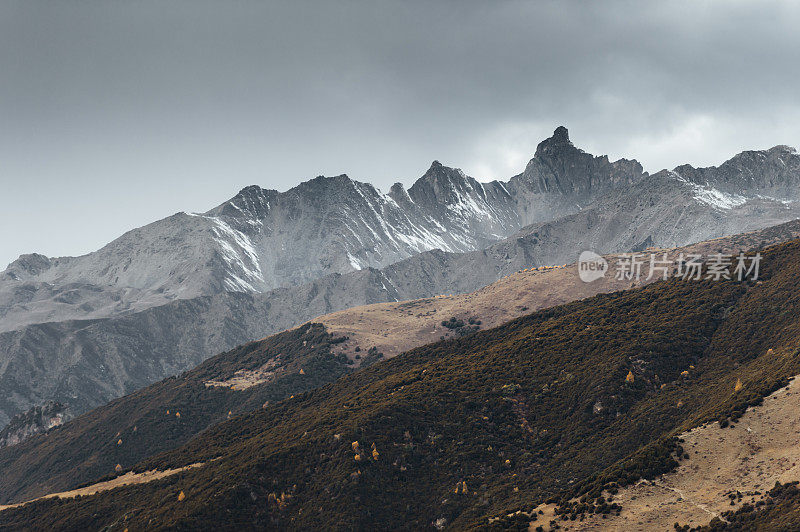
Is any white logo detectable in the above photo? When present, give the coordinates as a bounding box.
[578,251,608,283]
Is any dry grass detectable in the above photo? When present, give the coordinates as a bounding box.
[537,375,800,531]
[0,462,206,513]
[204,358,282,390]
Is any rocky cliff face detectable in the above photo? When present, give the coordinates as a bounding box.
[512,125,645,197]
[0,401,70,448]
[675,145,800,197]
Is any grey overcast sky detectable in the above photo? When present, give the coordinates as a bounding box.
[2,0,800,268]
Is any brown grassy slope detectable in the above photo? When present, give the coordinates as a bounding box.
[0,463,206,513]
[537,376,800,531]
[320,219,800,362]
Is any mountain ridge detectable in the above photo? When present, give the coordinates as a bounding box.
[4,128,798,338]
[0,127,649,334]
[2,195,800,430]
[3,128,800,436]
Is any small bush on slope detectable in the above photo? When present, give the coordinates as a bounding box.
[5,241,800,530]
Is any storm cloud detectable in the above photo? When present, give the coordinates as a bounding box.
[2,0,799,266]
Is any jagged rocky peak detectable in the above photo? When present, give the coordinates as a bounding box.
[213,174,383,220]
[674,144,800,197]
[515,126,646,197]
[534,125,573,157]
[407,160,483,206]
[3,253,52,280]
[234,184,279,202]
[388,182,412,204]
[414,160,467,188]
[209,184,279,219]
[305,173,353,187]
[299,174,364,193]
[288,174,386,206]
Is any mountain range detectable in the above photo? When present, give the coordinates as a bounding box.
[4,126,800,530]
[2,127,800,432]
[0,127,644,332]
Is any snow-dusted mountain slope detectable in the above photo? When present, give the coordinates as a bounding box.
[675,144,800,197]
[3,128,800,337]
[0,127,800,331]
[0,127,646,332]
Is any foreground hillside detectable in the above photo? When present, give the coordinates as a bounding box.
[4,238,800,529]
[0,323,350,504]
[3,222,799,504]
[545,375,800,530]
